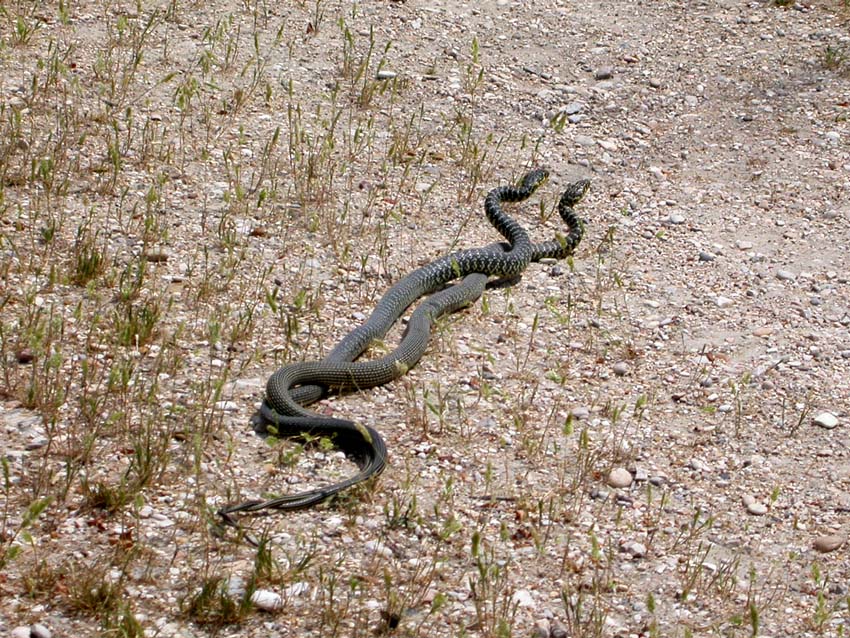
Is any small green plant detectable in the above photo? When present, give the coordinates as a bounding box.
[71,225,107,286]
[181,575,254,626]
[113,298,162,347]
[823,44,848,71]
[1,461,52,569]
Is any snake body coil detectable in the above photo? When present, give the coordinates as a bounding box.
[220,170,589,515]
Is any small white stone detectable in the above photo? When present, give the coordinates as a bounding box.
[12,627,31,638]
[688,458,708,472]
[813,412,838,429]
[598,138,618,152]
[776,270,796,281]
[512,589,534,607]
[251,589,283,611]
[570,406,590,420]
[607,467,633,488]
[226,575,246,599]
[746,501,768,516]
[612,361,629,376]
[215,400,239,412]
[365,540,393,558]
[376,70,396,80]
[714,296,733,308]
[30,626,52,638]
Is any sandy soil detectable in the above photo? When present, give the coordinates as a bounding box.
[1,1,849,636]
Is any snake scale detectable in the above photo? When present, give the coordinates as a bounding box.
[219,169,590,517]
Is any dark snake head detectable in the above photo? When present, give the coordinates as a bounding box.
[560,179,591,207]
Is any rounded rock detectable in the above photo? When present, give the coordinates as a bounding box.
[813,534,846,553]
[776,270,796,281]
[607,467,633,488]
[31,625,52,638]
[512,589,534,607]
[746,501,768,516]
[813,412,838,430]
[11,628,31,638]
[365,539,394,558]
[612,361,630,376]
[251,589,283,611]
[570,406,590,420]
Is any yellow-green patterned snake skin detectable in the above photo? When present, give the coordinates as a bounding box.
[219,169,589,516]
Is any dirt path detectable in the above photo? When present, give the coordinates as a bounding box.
[1,1,849,636]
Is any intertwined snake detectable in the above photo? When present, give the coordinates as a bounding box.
[219,169,590,517]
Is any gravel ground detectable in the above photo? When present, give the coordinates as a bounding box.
[1,1,849,637]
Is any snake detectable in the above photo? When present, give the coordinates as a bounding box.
[218,169,590,516]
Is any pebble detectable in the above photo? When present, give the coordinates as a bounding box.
[612,361,629,376]
[551,619,569,638]
[594,66,613,80]
[376,70,396,80]
[227,575,247,599]
[251,589,283,611]
[622,541,647,558]
[12,628,32,638]
[30,626,51,638]
[735,240,753,249]
[776,270,796,281]
[714,296,733,308]
[607,467,633,488]
[648,77,663,88]
[598,138,618,152]
[144,249,169,263]
[744,497,768,516]
[698,251,716,262]
[570,406,590,420]
[667,213,685,225]
[512,589,535,607]
[563,101,583,115]
[752,326,774,337]
[687,458,709,472]
[813,412,838,429]
[365,539,394,558]
[531,619,549,638]
[813,534,846,553]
